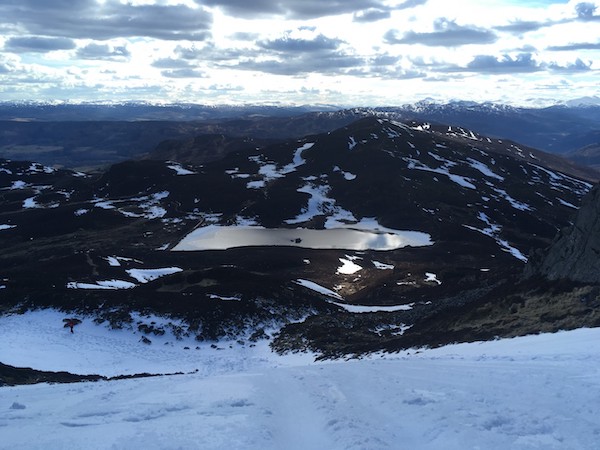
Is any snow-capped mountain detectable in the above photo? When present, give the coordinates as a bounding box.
[0,117,596,357]
[374,102,600,156]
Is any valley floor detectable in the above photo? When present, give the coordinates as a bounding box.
[1,311,600,449]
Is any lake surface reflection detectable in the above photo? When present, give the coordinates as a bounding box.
[172,225,433,251]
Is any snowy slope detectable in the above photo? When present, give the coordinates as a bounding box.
[2,310,600,449]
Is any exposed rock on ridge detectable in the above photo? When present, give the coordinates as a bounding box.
[528,183,600,282]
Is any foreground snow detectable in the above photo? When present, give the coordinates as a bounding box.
[2,311,600,449]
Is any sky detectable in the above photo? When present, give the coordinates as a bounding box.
[0,0,598,106]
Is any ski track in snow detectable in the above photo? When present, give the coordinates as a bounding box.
[2,311,600,449]
[2,327,600,449]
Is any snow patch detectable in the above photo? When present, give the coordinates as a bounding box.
[373,261,394,270]
[22,197,39,208]
[405,157,476,190]
[333,165,357,180]
[332,302,414,313]
[557,198,578,209]
[465,212,528,262]
[425,272,441,285]
[337,258,362,275]
[67,280,137,290]
[126,267,183,283]
[10,180,28,189]
[295,279,343,300]
[348,136,357,150]
[467,158,504,181]
[167,162,196,175]
[208,294,241,301]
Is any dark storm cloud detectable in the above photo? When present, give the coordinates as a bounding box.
[76,43,130,61]
[547,41,600,51]
[4,36,76,53]
[384,18,497,46]
[0,1,212,41]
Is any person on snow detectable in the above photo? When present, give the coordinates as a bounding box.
[63,318,81,333]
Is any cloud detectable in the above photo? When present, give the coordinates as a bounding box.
[230,29,364,76]
[396,0,428,8]
[385,18,497,46]
[463,53,542,73]
[0,1,213,41]
[174,45,206,61]
[353,8,391,22]
[233,52,364,76]
[353,0,428,20]
[152,58,194,69]
[548,58,592,72]
[76,43,130,61]
[547,41,600,51]
[368,66,425,80]
[174,43,258,63]
[4,36,76,53]
[441,53,593,75]
[494,20,550,34]
[161,69,207,79]
[259,34,344,53]
[229,32,260,41]
[198,0,385,19]
[575,2,599,20]
[370,54,402,66]
[493,2,600,37]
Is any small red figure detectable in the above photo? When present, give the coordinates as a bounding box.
[63,318,81,333]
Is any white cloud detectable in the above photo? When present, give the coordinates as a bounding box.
[0,0,597,105]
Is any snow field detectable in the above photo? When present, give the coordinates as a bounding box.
[0,310,315,377]
[2,327,600,449]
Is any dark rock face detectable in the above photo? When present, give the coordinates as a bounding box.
[528,184,600,282]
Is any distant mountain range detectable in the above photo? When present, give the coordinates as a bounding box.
[1,115,597,356]
[0,101,599,171]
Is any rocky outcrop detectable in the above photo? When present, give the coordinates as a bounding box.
[527,183,600,282]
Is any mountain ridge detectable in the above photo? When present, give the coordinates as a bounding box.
[0,115,597,357]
